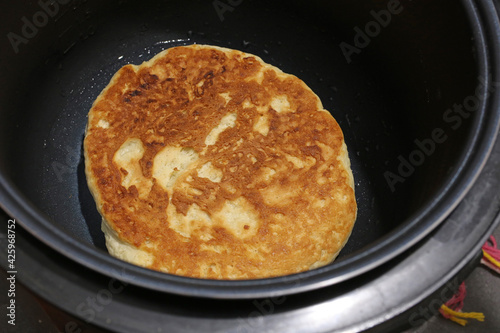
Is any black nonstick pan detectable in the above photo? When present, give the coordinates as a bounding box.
[1,0,500,315]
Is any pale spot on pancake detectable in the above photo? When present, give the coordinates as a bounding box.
[199,233,214,242]
[120,82,132,94]
[260,183,299,206]
[189,187,204,196]
[245,68,265,84]
[261,167,276,182]
[317,142,335,160]
[253,114,269,136]
[206,263,221,277]
[113,138,152,198]
[284,153,316,169]
[257,105,268,113]
[197,161,223,183]
[205,113,237,146]
[312,198,327,209]
[219,92,231,105]
[176,178,204,197]
[317,177,327,185]
[242,99,253,109]
[243,98,268,113]
[97,119,110,128]
[200,244,224,253]
[213,197,259,239]
[167,202,212,238]
[269,214,285,235]
[270,95,291,113]
[234,138,244,148]
[153,146,199,192]
[148,64,168,81]
[223,183,237,194]
[255,69,265,84]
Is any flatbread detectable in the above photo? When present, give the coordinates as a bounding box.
[84,44,357,279]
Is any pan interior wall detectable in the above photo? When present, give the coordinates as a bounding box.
[0,0,480,259]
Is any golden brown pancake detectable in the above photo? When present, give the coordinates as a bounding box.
[84,44,357,279]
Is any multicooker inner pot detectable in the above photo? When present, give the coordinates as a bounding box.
[1,0,500,332]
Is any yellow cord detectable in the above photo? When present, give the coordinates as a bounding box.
[447,316,468,327]
[483,249,500,269]
[439,248,498,326]
[440,304,485,326]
